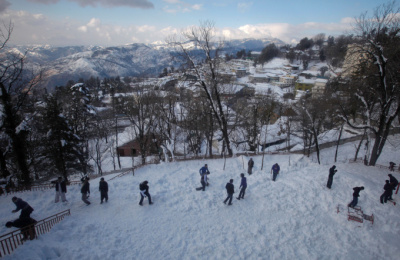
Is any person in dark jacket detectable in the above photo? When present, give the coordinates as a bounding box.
[326,165,337,189]
[271,163,280,181]
[248,158,254,175]
[5,217,37,241]
[348,186,364,208]
[200,172,208,191]
[99,177,109,204]
[380,180,392,204]
[388,174,398,200]
[11,197,34,220]
[139,181,153,206]
[237,173,247,200]
[224,179,234,205]
[81,177,91,205]
[51,177,67,203]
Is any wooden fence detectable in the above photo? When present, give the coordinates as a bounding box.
[0,181,82,197]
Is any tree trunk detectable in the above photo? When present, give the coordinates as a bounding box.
[334,125,343,163]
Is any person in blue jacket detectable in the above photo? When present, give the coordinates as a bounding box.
[199,164,210,190]
[199,164,210,176]
[271,163,280,181]
[11,197,34,220]
[237,173,247,200]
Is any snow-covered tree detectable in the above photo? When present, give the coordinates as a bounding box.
[336,1,400,166]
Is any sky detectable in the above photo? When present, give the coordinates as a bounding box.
[0,1,394,47]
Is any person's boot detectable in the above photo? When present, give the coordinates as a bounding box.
[236,197,240,200]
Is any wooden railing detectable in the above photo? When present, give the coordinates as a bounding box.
[1,181,82,196]
[0,209,71,258]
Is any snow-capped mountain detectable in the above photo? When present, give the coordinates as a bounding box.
[15,38,284,90]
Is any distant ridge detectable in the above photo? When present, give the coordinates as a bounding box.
[13,38,285,90]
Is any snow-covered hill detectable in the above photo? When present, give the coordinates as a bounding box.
[1,137,399,259]
[13,37,284,90]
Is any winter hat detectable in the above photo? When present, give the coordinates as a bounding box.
[100,178,104,181]
[332,165,336,169]
[388,174,392,177]
[5,222,13,228]
[386,180,390,184]
[12,196,17,202]
[229,179,233,183]
[361,186,364,190]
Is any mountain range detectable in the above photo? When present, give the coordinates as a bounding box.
[14,37,285,91]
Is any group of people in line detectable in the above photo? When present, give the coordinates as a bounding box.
[199,159,280,206]
[326,165,399,208]
[7,158,398,239]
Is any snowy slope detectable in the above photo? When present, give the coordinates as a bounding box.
[0,140,400,259]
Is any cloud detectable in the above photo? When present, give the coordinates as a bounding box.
[0,0,10,13]
[0,8,354,47]
[237,2,253,13]
[162,0,202,13]
[27,0,154,9]
[218,20,353,44]
[27,0,59,4]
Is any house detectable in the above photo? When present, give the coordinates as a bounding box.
[249,73,270,83]
[312,78,328,97]
[117,134,162,157]
[295,77,315,94]
[277,75,296,88]
[235,68,247,78]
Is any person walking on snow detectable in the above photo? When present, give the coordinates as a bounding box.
[199,164,210,191]
[388,174,398,200]
[199,164,210,177]
[389,162,396,171]
[248,158,254,175]
[11,197,34,220]
[81,177,91,205]
[224,179,234,205]
[326,165,337,189]
[348,186,364,208]
[139,181,153,206]
[99,177,109,204]
[237,173,247,200]
[380,180,392,204]
[271,163,280,181]
[51,177,67,203]
[200,172,208,191]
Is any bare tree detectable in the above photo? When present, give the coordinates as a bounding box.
[168,20,234,156]
[337,1,400,166]
[119,83,157,165]
[0,21,42,185]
